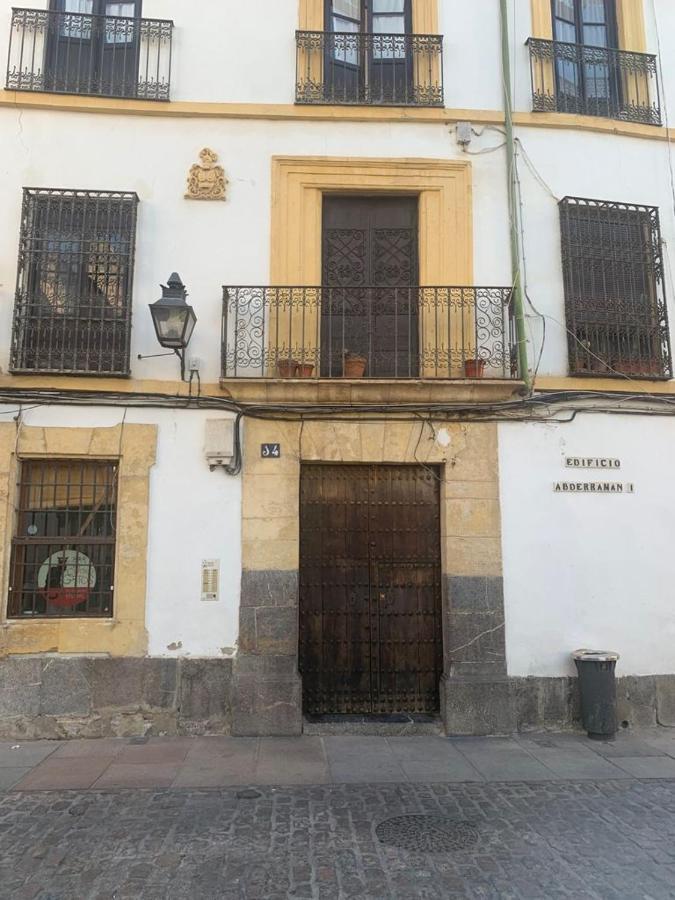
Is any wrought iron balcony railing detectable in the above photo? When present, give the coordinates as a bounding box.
[7,7,173,100]
[527,38,661,126]
[221,286,517,380]
[296,31,443,106]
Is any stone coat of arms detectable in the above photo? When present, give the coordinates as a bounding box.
[185,148,227,201]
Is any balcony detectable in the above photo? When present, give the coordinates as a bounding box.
[527,38,661,126]
[6,7,173,100]
[221,286,517,380]
[295,31,443,106]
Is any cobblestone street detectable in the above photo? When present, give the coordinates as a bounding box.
[3,778,675,899]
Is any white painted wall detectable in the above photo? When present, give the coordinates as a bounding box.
[499,415,675,678]
[0,110,513,383]
[0,403,242,657]
[2,1,675,384]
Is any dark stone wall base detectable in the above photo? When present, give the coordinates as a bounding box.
[0,657,233,741]
[443,674,675,735]
[442,677,517,736]
[231,654,302,737]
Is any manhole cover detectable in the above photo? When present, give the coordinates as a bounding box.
[236,789,262,800]
[375,815,479,853]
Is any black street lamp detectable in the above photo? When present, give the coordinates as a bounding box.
[148,273,197,380]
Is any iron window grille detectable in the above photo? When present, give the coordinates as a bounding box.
[7,7,173,100]
[10,188,139,376]
[8,460,118,619]
[527,38,661,126]
[559,197,672,379]
[221,286,517,380]
[296,31,443,106]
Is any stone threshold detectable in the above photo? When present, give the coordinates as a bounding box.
[302,714,444,736]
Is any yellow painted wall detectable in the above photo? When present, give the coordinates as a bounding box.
[241,418,502,580]
[270,156,473,377]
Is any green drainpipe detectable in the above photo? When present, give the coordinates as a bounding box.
[499,0,531,389]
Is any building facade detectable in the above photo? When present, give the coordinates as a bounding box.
[1,0,674,738]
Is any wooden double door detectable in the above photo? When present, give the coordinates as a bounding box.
[299,465,443,716]
[321,195,419,378]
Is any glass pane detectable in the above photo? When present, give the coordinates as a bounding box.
[582,0,607,23]
[554,20,576,42]
[106,2,135,16]
[104,4,136,43]
[64,0,93,11]
[583,24,608,47]
[554,0,575,23]
[583,60,610,98]
[333,0,361,20]
[332,19,359,64]
[61,0,93,39]
[333,15,359,32]
[373,0,405,12]
[373,15,405,34]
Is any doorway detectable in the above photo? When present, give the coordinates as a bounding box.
[46,0,143,97]
[298,464,443,716]
[551,0,619,115]
[321,194,419,377]
[325,0,413,104]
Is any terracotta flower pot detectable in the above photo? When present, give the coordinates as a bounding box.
[297,363,315,378]
[343,355,367,378]
[277,358,298,378]
[464,358,486,379]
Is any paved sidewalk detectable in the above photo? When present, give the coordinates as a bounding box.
[3,728,675,791]
[3,731,675,898]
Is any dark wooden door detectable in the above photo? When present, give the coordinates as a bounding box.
[325,0,413,104]
[47,0,141,97]
[299,464,443,716]
[321,195,419,377]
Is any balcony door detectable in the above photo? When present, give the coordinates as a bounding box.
[321,195,419,378]
[551,0,619,114]
[325,0,413,103]
[46,0,142,97]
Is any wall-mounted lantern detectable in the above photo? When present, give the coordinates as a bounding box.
[148,273,197,380]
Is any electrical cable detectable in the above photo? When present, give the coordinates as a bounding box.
[650,0,675,222]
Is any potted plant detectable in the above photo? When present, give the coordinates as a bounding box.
[343,350,367,378]
[277,358,298,378]
[464,358,486,378]
[297,362,315,378]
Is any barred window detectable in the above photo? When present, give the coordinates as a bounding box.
[559,196,672,379]
[10,188,139,376]
[8,460,118,619]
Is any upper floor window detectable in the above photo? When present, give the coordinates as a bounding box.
[8,460,118,619]
[527,1,661,125]
[559,196,672,379]
[552,0,617,49]
[10,188,139,377]
[6,2,173,100]
[296,0,443,106]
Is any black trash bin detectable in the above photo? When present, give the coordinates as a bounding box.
[573,650,620,741]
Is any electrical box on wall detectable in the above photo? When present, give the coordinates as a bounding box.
[201,559,220,602]
[205,419,234,470]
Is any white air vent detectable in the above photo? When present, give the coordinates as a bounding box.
[201,559,220,602]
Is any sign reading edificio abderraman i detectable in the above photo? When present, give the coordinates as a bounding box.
[554,455,635,494]
[554,481,635,494]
